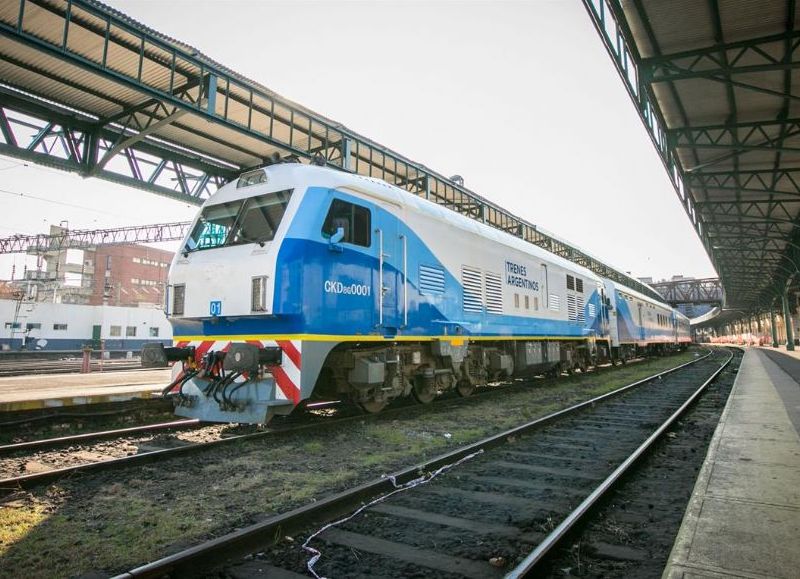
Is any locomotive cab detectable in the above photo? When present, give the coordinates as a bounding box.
[169,169,295,320]
[153,163,409,424]
[156,166,312,424]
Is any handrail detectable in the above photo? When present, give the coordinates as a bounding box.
[401,234,408,327]
[376,228,384,326]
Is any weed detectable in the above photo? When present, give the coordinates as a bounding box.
[303,440,324,453]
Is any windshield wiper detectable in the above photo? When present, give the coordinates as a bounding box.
[234,234,267,247]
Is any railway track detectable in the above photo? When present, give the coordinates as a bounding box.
[541,352,740,577]
[0,357,142,376]
[0,354,657,494]
[0,398,172,428]
[0,418,200,455]
[111,348,733,579]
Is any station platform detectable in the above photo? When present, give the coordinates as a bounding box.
[664,348,800,579]
[0,368,172,412]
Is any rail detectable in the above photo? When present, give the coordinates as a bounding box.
[506,347,735,577]
[113,349,716,578]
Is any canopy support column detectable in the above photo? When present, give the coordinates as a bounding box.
[771,309,779,347]
[782,292,795,351]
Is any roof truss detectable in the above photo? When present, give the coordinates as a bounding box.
[581,0,800,317]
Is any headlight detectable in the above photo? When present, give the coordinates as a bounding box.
[172,284,185,316]
[252,276,268,312]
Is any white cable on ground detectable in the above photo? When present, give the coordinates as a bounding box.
[302,449,485,579]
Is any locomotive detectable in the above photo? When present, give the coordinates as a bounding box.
[142,163,691,424]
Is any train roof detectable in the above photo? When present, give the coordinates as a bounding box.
[611,280,679,313]
[204,165,675,312]
[219,164,605,281]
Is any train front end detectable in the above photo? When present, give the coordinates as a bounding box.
[141,166,308,424]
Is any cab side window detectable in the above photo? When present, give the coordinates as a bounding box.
[322,199,371,247]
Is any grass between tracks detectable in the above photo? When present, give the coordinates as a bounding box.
[0,350,701,578]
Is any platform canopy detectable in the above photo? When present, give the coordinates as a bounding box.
[0,0,664,300]
[583,0,800,314]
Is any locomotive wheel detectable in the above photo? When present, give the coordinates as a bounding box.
[456,378,475,397]
[412,378,437,404]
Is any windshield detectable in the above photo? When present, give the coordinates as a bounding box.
[186,200,243,251]
[229,189,293,246]
[185,189,293,252]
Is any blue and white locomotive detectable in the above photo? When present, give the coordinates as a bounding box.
[142,163,691,424]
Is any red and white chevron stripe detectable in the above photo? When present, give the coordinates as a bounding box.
[173,339,302,404]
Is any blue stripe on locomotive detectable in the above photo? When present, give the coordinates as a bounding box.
[173,186,603,339]
[282,186,603,338]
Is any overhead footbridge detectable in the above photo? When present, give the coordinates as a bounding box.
[582,0,800,346]
[649,278,724,308]
[0,0,662,300]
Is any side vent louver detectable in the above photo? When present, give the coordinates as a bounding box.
[462,266,483,313]
[549,294,560,312]
[419,264,445,295]
[485,272,503,314]
[577,295,585,324]
[567,294,577,321]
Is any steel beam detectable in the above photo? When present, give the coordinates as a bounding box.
[0,92,233,204]
[92,107,189,175]
[581,0,800,311]
[580,0,715,292]
[649,277,723,305]
[0,221,191,254]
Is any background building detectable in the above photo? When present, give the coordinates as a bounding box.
[0,225,175,351]
[0,298,172,351]
[13,225,173,308]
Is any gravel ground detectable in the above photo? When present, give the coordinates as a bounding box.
[0,350,699,579]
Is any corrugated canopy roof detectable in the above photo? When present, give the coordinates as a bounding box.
[583,0,800,313]
[0,0,664,300]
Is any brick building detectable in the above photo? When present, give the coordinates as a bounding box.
[92,245,173,307]
[13,230,173,308]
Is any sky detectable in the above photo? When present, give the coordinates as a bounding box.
[0,0,716,282]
